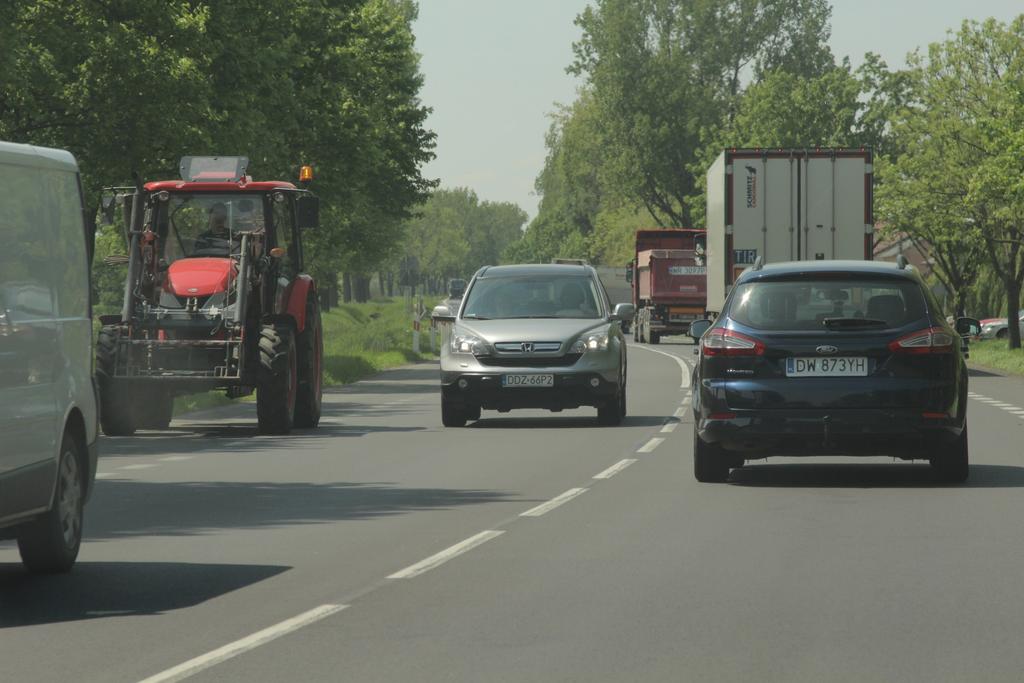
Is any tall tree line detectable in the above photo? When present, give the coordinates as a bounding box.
[0,0,436,307]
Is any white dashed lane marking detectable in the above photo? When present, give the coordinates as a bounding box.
[593,459,638,480]
[520,488,588,517]
[388,530,506,578]
[969,393,1024,415]
[637,437,665,453]
[138,604,348,683]
[119,464,156,471]
[661,422,679,434]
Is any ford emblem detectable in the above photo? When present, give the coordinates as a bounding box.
[816,345,839,355]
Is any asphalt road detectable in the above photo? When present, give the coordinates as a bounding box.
[5,341,1024,682]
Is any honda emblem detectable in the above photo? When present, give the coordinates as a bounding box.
[521,342,534,353]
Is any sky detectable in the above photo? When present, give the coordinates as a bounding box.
[413,0,1023,220]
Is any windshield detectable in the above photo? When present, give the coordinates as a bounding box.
[462,274,604,319]
[727,278,928,330]
[157,193,265,262]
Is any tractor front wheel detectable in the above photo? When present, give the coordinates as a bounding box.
[96,326,137,436]
[257,324,298,435]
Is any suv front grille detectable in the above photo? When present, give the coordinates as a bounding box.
[475,353,582,368]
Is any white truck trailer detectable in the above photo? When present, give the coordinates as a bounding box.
[704,148,874,316]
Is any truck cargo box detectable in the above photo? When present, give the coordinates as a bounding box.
[705,148,873,315]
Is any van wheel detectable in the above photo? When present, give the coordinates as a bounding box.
[650,332,661,345]
[694,430,730,483]
[294,297,323,428]
[997,328,1008,339]
[464,404,481,422]
[17,432,84,573]
[257,324,297,435]
[96,326,137,436]
[930,427,969,483]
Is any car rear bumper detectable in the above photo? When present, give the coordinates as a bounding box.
[442,371,619,410]
[697,409,964,458]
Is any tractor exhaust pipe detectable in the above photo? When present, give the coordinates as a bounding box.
[234,233,250,327]
[120,176,144,323]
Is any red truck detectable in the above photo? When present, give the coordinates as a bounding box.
[629,229,707,344]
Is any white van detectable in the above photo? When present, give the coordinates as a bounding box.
[0,141,98,572]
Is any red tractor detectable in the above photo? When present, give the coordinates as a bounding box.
[96,156,323,435]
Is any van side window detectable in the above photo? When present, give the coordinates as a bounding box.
[49,170,88,318]
[0,164,56,320]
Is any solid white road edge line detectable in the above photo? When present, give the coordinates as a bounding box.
[160,456,194,462]
[661,422,679,433]
[628,344,691,388]
[520,488,588,517]
[593,459,638,479]
[119,464,157,470]
[137,604,348,683]
[637,437,665,453]
[388,530,505,578]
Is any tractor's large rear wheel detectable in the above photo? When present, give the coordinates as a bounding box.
[294,297,323,429]
[96,326,137,436]
[137,392,174,430]
[257,324,297,435]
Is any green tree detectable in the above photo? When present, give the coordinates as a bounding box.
[882,17,1024,346]
[402,188,527,289]
[570,0,834,227]
[0,0,436,307]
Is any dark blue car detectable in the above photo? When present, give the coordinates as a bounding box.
[690,260,980,483]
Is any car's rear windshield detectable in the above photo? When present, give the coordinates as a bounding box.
[462,274,604,319]
[727,278,928,331]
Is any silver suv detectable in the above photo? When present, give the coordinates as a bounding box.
[433,264,634,426]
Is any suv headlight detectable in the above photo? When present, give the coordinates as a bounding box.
[572,330,610,353]
[451,332,487,355]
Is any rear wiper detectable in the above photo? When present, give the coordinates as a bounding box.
[822,317,888,328]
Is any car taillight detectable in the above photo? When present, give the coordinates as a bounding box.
[888,327,954,354]
[702,328,766,357]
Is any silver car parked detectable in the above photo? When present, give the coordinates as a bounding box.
[432,264,634,427]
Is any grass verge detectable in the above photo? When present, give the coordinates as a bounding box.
[321,298,437,385]
[968,339,1024,377]
[171,297,437,415]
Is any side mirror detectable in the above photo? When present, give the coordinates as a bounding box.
[625,264,633,284]
[612,303,635,322]
[689,319,712,339]
[432,304,455,322]
[955,317,981,337]
[99,193,117,226]
[296,195,319,229]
